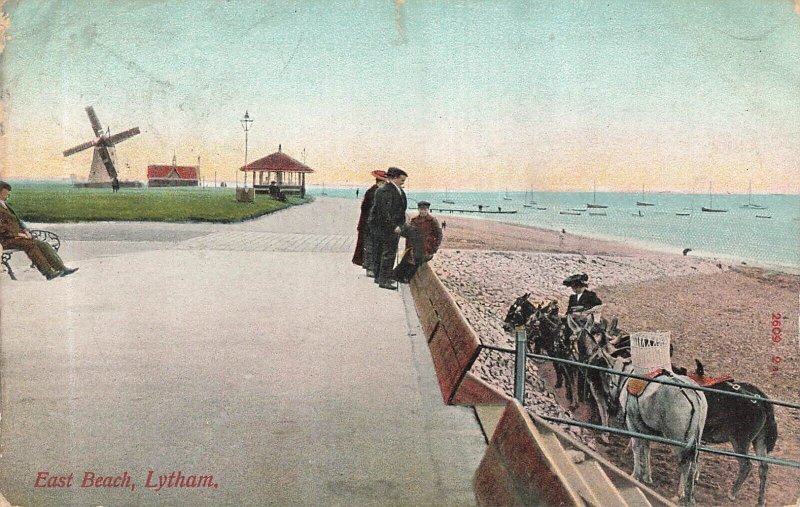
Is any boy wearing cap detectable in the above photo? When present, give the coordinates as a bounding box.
[393,201,441,283]
[352,170,386,274]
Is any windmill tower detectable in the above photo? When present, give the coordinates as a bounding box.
[63,106,141,185]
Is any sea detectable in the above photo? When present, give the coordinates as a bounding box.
[310,187,800,271]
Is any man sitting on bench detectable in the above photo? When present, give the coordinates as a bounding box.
[0,181,78,280]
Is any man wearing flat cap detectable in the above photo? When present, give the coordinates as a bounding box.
[393,201,442,283]
[563,273,602,314]
[352,170,386,274]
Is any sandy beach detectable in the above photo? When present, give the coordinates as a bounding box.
[433,215,800,506]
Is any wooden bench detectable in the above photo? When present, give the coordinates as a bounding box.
[1,229,61,280]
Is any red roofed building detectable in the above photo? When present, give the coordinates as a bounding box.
[147,163,199,187]
[240,145,313,197]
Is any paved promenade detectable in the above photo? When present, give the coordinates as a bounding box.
[0,197,485,506]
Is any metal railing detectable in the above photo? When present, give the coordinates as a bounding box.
[485,326,800,469]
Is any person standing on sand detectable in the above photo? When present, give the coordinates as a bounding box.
[352,170,386,275]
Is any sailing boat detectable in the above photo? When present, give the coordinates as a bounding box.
[636,185,655,206]
[586,181,608,209]
[741,181,767,209]
[503,188,513,201]
[442,187,455,204]
[523,185,536,207]
[701,182,727,212]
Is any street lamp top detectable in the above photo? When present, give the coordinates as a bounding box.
[241,110,253,131]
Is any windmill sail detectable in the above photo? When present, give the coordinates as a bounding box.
[63,140,96,157]
[107,127,141,146]
[85,106,104,136]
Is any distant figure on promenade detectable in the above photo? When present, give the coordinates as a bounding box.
[441,220,446,232]
[352,170,387,275]
[111,178,120,193]
[0,181,78,280]
[563,273,602,314]
[393,201,441,283]
[356,188,360,198]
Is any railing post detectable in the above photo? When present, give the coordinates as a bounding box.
[514,326,527,403]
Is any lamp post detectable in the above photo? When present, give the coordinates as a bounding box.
[240,110,253,190]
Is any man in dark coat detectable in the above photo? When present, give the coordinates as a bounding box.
[352,170,386,274]
[368,167,424,289]
[0,181,78,280]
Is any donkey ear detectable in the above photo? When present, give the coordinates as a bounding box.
[695,359,704,376]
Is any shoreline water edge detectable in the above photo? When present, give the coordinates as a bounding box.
[316,188,800,272]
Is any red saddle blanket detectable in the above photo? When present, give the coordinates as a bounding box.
[627,369,667,397]
[687,373,733,387]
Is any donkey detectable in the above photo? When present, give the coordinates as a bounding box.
[567,315,618,442]
[613,357,707,505]
[569,319,709,506]
[503,294,577,404]
[687,359,778,506]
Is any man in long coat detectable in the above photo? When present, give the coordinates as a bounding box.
[0,181,78,279]
[351,170,386,274]
[368,167,425,289]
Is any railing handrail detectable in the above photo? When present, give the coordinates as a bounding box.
[480,343,800,410]
[489,335,800,470]
[538,415,800,469]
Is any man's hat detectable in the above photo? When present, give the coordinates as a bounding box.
[370,170,387,181]
[563,273,589,287]
[386,167,408,178]
[417,200,431,208]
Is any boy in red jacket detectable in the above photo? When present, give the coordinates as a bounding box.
[393,201,442,283]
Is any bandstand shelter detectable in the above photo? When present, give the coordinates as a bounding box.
[239,146,313,197]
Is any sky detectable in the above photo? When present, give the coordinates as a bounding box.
[1,0,799,192]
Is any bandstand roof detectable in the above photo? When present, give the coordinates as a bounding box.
[239,149,314,173]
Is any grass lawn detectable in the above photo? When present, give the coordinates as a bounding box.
[6,183,309,223]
